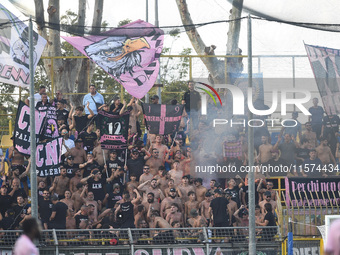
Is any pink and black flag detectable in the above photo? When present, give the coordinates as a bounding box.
[305,43,340,115]
[142,103,184,135]
[62,20,164,99]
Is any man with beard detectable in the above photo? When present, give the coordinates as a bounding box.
[49,167,70,198]
[81,169,106,202]
[145,148,165,176]
[143,192,160,213]
[139,165,154,184]
[126,148,149,181]
[69,169,82,193]
[224,178,241,207]
[38,189,53,230]
[8,178,27,205]
[66,139,87,164]
[138,179,165,203]
[302,122,317,148]
[61,129,75,159]
[258,181,276,201]
[256,135,273,164]
[265,148,289,174]
[168,160,183,186]
[150,135,169,160]
[13,218,41,255]
[177,175,195,203]
[160,188,182,218]
[259,191,277,214]
[194,178,207,203]
[63,155,79,179]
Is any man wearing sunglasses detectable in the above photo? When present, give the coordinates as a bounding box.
[126,148,150,181]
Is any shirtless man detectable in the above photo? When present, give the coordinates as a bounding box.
[160,188,182,218]
[194,178,207,203]
[125,174,139,198]
[134,204,147,228]
[65,139,87,164]
[168,161,183,186]
[142,192,161,213]
[150,135,168,160]
[187,209,207,228]
[184,191,199,222]
[81,189,99,219]
[200,192,212,225]
[178,175,195,203]
[316,138,336,176]
[145,149,164,176]
[87,204,98,225]
[61,190,74,210]
[256,136,273,164]
[49,167,70,197]
[302,122,317,148]
[164,179,180,198]
[148,210,172,229]
[165,203,183,226]
[139,165,154,184]
[92,141,108,167]
[225,191,238,222]
[138,179,165,203]
[70,169,82,193]
[153,167,168,191]
[255,205,264,225]
[71,183,84,212]
[259,191,277,214]
[257,181,276,201]
[8,144,28,194]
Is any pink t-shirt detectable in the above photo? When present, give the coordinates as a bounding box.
[13,235,39,255]
[325,219,340,255]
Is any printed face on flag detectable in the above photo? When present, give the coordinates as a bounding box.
[62,20,164,99]
[0,4,46,87]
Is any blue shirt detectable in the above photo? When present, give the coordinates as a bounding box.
[83,92,104,115]
[309,106,324,124]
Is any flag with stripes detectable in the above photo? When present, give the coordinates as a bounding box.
[142,103,184,135]
[62,20,164,99]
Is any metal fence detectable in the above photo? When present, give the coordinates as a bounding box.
[0,226,281,254]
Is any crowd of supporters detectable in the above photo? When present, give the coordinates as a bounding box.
[5,80,339,243]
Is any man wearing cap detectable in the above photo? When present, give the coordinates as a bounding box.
[126,149,149,181]
[209,189,229,229]
[83,84,104,115]
[104,183,122,209]
[81,169,106,201]
[150,95,159,104]
[194,178,207,203]
[259,191,277,214]
[183,80,200,129]
[160,188,182,218]
[65,139,87,164]
[64,155,80,179]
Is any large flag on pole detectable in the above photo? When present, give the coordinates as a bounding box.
[305,44,340,115]
[0,4,46,87]
[62,20,164,99]
[142,103,184,135]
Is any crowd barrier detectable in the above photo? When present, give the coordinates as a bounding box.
[0,226,280,255]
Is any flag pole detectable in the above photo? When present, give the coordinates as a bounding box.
[29,16,38,219]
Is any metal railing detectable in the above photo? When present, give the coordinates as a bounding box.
[0,226,281,254]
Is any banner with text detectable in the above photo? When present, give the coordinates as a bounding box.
[40,105,59,140]
[142,103,184,135]
[36,137,63,177]
[0,3,46,87]
[14,101,47,155]
[285,177,340,208]
[96,110,129,150]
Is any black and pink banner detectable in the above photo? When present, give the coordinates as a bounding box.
[14,101,47,155]
[40,105,59,140]
[142,103,184,135]
[96,111,129,150]
[36,137,63,177]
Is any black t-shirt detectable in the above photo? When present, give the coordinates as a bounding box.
[0,194,12,217]
[51,202,68,229]
[1,216,14,230]
[63,163,80,179]
[82,161,100,178]
[183,90,200,112]
[88,178,106,201]
[241,185,260,206]
[39,199,53,222]
[36,102,51,111]
[209,197,229,224]
[126,157,145,180]
[7,188,28,204]
[107,193,122,209]
[75,214,88,229]
[224,186,241,207]
[296,148,310,165]
[79,131,97,152]
[106,159,124,172]
[120,201,135,228]
[264,211,276,226]
[74,115,90,133]
[57,109,69,123]
[322,115,340,138]
[109,103,124,115]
